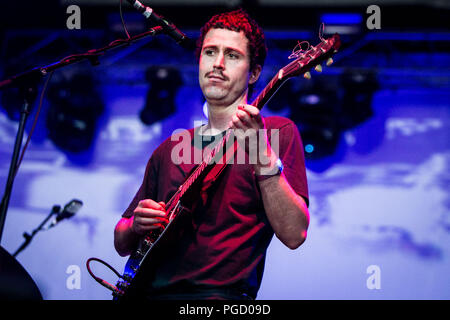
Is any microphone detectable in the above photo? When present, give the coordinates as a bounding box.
[126,0,189,46]
[48,199,83,229]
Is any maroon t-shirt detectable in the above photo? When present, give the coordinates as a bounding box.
[122,116,309,298]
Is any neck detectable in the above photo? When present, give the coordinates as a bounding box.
[203,92,249,134]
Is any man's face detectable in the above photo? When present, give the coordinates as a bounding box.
[199,28,257,107]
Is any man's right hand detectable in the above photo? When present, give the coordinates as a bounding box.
[131,199,168,235]
[114,199,168,256]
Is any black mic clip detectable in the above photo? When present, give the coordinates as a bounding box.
[126,0,188,46]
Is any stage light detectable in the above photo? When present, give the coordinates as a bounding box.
[320,13,363,25]
[299,93,321,106]
[305,144,314,154]
[139,66,182,126]
[286,79,341,160]
[297,122,341,160]
[321,12,363,35]
[46,71,104,153]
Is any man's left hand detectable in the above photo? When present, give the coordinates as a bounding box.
[228,104,277,173]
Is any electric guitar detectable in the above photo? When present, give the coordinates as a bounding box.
[88,32,341,301]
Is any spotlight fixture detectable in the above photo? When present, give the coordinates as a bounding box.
[46,72,104,153]
[287,79,341,160]
[139,66,182,125]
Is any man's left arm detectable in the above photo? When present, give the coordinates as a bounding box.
[231,104,310,249]
[255,153,310,249]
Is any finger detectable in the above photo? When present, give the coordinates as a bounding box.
[133,223,165,234]
[231,114,246,130]
[236,109,253,127]
[238,104,259,117]
[146,223,166,231]
[131,216,151,235]
[136,216,169,226]
[138,199,165,210]
[239,105,264,126]
[134,207,166,219]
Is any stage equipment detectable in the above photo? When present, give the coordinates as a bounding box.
[0,246,42,300]
[139,66,182,125]
[13,199,83,257]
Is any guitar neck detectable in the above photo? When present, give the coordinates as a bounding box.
[251,71,288,109]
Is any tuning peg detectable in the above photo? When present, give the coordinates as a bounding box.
[326,58,333,66]
[303,72,311,80]
[314,65,322,72]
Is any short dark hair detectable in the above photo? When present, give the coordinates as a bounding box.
[196,8,267,72]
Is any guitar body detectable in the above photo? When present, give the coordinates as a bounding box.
[114,200,191,301]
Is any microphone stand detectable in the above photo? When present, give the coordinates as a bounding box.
[0,26,165,243]
[12,205,60,258]
[0,84,38,243]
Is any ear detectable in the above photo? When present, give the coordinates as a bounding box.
[249,64,262,85]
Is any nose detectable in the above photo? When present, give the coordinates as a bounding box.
[213,51,225,70]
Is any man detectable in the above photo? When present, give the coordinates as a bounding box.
[114,9,309,300]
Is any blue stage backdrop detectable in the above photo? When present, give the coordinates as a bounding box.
[0,3,449,300]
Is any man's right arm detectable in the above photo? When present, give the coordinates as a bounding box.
[114,216,140,257]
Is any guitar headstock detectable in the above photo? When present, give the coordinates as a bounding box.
[280,33,341,81]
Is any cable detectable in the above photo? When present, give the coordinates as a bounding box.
[87,257,122,280]
[14,71,54,178]
[119,0,131,39]
[288,40,311,60]
[319,23,326,42]
[86,257,122,293]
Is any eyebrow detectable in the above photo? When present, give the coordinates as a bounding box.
[202,44,246,56]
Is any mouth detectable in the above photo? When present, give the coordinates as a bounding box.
[206,72,226,81]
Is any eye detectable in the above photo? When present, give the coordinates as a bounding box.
[203,48,215,56]
[227,52,239,59]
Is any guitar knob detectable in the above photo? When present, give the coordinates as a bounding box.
[314,65,322,72]
[326,58,333,66]
[303,72,311,80]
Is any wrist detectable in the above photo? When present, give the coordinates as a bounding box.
[254,145,276,172]
[254,157,283,181]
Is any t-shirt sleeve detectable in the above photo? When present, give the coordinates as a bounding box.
[122,151,160,218]
[270,120,309,207]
